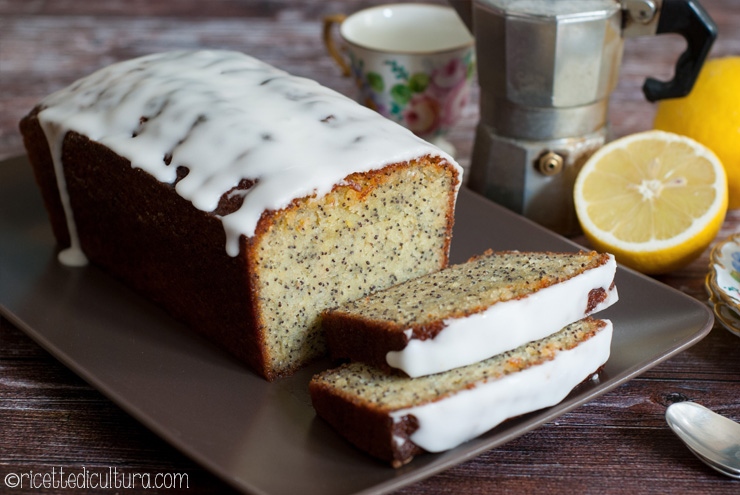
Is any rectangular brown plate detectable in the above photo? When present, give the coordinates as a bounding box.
[0,155,713,495]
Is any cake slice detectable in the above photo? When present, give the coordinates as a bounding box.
[322,250,617,377]
[310,317,612,467]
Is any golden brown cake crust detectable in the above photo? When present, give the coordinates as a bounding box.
[308,377,424,467]
[20,104,459,381]
[21,109,274,377]
[20,108,71,247]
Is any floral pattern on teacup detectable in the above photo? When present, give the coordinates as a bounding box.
[349,49,475,139]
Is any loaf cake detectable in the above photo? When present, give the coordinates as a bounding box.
[310,317,612,467]
[19,50,462,380]
[323,250,617,377]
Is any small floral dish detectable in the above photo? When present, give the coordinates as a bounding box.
[706,233,740,337]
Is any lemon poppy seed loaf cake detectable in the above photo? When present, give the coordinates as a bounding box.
[19,50,462,380]
[323,250,617,377]
[310,317,613,467]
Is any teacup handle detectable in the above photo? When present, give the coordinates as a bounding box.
[322,14,350,77]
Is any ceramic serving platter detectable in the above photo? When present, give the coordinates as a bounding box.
[0,155,713,495]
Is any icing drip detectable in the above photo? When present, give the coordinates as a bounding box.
[38,119,89,267]
[36,50,460,264]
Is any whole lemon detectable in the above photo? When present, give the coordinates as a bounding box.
[654,56,740,209]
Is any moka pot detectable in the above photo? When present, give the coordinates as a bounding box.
[450,0,717,234]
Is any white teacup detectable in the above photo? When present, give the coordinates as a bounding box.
[323,3,475,153]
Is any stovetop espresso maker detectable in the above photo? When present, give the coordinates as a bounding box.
[450,0,717,234]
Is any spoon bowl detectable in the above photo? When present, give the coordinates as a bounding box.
[666,401,740,479]
[685,444,740,479]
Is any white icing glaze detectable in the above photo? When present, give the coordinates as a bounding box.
[38,118,89,266]
[35,50,460,265]
[389,319,613,453]
[386,254,618,377]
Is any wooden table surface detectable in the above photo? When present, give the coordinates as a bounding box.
[2,0,740,493]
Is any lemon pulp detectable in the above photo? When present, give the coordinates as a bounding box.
[574,130,728,274]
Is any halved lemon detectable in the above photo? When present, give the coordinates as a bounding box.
[574,130,728,275]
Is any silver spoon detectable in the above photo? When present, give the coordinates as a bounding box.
[666,401,740,479]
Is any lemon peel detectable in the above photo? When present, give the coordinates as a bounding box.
[654,56,740,209]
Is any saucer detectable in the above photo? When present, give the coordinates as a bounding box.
[706,233,740,337]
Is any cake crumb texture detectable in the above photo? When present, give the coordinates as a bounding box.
[327,250,611,328]
[251,160,457,375]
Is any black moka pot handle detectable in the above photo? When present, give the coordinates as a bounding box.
[642,0,718,102]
